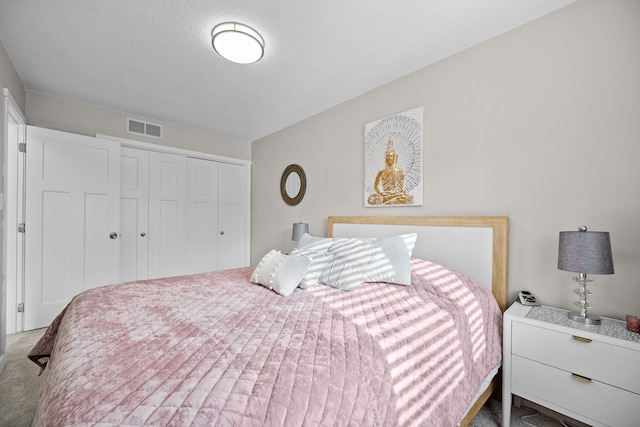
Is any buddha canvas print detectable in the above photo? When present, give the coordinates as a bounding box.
[364,107,423,207]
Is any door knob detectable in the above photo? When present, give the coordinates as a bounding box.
[109,232,118,239]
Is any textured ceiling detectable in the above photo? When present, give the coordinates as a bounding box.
[0,0,574,142]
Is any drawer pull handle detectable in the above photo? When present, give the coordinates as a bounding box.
[571,373,592,383]
[572,335,592,343]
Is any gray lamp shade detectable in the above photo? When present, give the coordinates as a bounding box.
[292,222,309,241]
[558,230,614,275]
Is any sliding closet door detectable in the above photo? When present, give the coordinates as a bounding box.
[186,158,219,274]
[120,147,150,282]
[217,162,249,270]
[24,127,120,330]
[148,152,186,279]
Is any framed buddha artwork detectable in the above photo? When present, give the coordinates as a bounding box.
[364,106,423,207]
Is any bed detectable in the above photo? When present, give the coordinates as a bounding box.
[29,215,508,426]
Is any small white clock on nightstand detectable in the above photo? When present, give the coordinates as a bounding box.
[503,303,640,427]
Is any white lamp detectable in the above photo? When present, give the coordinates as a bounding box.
[211,22,264,64]
[558,226,614,325]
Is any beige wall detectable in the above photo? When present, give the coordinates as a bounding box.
[252,0,640,319]
[0,42,25,112]
[0,37,26,202]
[25,91,252,161]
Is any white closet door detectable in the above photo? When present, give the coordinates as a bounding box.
[24,127,120,330]
[186,158,219,274]
[120,147,150,282]
[217,163,249,270]
[148,151,186,279]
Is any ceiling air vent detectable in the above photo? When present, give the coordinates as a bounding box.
[127,118,163,139]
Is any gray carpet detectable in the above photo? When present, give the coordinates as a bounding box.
[0,329,48,427]
[1,330,578,427]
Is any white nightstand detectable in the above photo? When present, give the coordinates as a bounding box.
[502,303,640,427]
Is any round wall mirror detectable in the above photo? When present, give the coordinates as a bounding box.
[280,164,306,206]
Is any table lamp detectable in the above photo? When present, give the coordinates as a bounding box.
[558,226,614,325]
[292,222,309,241]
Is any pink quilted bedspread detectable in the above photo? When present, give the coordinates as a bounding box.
[30,259,502,426]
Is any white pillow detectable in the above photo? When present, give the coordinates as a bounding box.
[250,250,311,297]
[319,238,376,292]
[289,248,333,289]
[297,233,333,251]
[364,233,417,285]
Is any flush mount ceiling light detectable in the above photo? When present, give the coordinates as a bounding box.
[211,22,264,64]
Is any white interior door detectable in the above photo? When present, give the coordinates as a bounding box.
[186,157,219,274]
[24,127,120,330]
[120,147,149,282]
[217,163,249,270]
[148,151,186,279]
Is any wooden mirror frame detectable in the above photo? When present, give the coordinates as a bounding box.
[280,164,306,206]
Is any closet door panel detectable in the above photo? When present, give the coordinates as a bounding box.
[24,127,120,330]
[217,163,249,270]
[40,192,72,302]
[148,152,186,279]
[186,158,219,274]
[120,148,149,282]
[84,194,112,286]
[120,198,140,282]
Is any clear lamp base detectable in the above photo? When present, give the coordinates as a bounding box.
[568,311,601,325]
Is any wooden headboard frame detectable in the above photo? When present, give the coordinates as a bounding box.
[327,216,509,312]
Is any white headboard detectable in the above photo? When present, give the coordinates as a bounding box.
[328,216,509,311]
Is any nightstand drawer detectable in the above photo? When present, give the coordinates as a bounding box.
[512,355,640,427]
[512,322,640,394]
